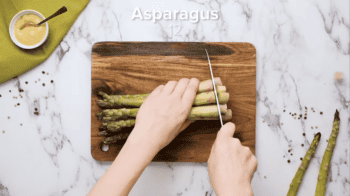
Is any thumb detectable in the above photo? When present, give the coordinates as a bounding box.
[217,122,236,139]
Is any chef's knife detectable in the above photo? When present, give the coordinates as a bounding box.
[204,49,223,127]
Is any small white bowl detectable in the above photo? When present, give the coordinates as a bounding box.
[9,10,49,50]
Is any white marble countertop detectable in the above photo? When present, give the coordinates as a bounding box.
[0,0,349,195]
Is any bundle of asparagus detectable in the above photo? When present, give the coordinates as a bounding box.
[96,78,232,145]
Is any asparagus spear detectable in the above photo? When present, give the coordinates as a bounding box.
[99,109,233,133]
[99,85,226,101]
[103,133,130,145]
[99,131,110,137]
[97,91,229,108]
[198,77,223,93]
[188,109,232,121]
[287,132,322,196]
[315,110,340,196]
[98,104,228,122]
[188,105,228,118]
[99,119,136,132]
[96,108,139,121]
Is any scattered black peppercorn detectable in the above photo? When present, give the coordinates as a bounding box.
[305,107,307,109]
[42,83,45,86]
[287,160,291,163]
[289,112,291,114]
[320,112,323,115]
[294,113,296,115]
[302,133,306,136]
[304,117,307,119]
[9,90,11,92]
[0,94,2,97]
[301,144,304,147]
[35,108,38,111]
[34,112,39,115]
[17,103,20,106]
[25,81,28,84]
[288,150,291,153]
[51,80,54,83]
[326,140,328,142]
[291,153,293,156]
[300,157,303,160]
[283,110,285,112]
[299,114,302,117]
[42,71,45,74]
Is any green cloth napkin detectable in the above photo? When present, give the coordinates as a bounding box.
[0,0,90,84]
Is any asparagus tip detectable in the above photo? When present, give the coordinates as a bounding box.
[315,132,321,142]
[334,109,340,121]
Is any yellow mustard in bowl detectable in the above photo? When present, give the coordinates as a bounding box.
[14,14,47,46]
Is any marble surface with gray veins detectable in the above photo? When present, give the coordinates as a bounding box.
[0,0,349,195]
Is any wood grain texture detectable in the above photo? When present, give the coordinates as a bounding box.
[91,42,256,162]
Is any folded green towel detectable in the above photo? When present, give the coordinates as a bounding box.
[0,0,90,84]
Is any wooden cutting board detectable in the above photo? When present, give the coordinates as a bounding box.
[91,42,256,162]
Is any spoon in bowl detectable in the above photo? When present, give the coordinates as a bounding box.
[20,6,67,29]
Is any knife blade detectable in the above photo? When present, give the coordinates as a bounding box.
[204,49,223,127]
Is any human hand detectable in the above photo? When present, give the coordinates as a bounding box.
[208,122,257,196]
[128,78,200,151]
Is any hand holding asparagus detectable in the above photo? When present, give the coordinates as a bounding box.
[128,78,201,150]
